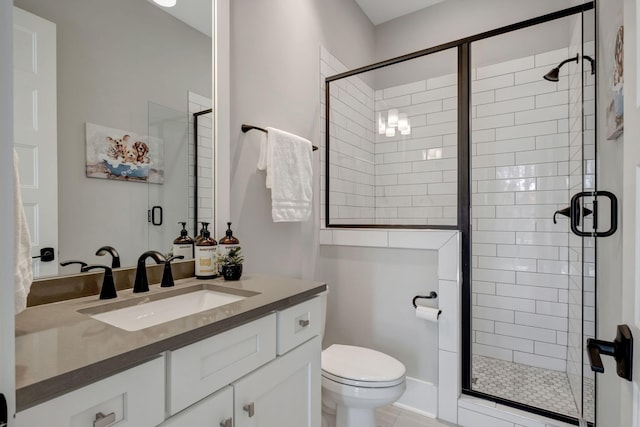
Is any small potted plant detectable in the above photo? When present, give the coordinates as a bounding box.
[217,247,244,281]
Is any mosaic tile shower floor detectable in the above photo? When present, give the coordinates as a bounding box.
[472,355,594,421]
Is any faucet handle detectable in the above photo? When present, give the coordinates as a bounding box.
[161,255,185,288]
[81,264,117,300]
[60,260,88,270]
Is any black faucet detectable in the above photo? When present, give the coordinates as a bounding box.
[80,264,117,299]
[60,260,88,271]
[95,246,121,268]
[161,255,185,288]
[134,250,166,293]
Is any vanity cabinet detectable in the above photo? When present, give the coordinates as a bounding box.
[16,356,165,427]
[16,294,323,427]
[166,314,277,416]
[234,335,320,427]
[164,296,322,427]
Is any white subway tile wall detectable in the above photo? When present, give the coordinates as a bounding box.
[188,92,213,233]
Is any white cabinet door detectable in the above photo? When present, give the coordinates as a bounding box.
[16,357,165,427]
[160,386,233,427]
[233,336,320,427]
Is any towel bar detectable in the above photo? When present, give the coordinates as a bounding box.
[241,124,318,151]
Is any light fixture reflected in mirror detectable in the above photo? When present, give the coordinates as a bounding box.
[378,110,411,137]
[153,0,177,7]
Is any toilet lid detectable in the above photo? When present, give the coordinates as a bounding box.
[321,344,406,385]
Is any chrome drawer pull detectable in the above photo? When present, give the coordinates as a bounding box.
[299,319,310,327]
[93,411,116,427]
[219,417,233,427]
[243,402,255,417]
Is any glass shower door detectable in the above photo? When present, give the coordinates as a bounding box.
[147,101,189,255]
[468,11,595,424]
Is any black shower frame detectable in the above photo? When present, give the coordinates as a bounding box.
[324,2,595,425]
[193,108,213,237]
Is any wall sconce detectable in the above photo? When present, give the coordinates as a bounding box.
[378,110,411,137]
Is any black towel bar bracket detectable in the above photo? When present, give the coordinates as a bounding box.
[412,291,438,308]
[241,123,318,151]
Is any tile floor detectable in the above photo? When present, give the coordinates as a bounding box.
[472,355,594,422]
[322,403,459,427]
[376,405,460,427]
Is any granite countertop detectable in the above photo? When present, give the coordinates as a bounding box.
[15,274,326,412]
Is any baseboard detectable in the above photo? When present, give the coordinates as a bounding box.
[394,376,438,418]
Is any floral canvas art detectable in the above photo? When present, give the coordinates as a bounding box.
[85,122,164,184]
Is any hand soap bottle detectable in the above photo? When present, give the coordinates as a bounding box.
[173,222,194,260]
[194,222,205,244]
[195,222,217,279]
[218,222,240,274]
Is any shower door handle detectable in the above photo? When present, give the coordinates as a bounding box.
[587,324,633,381]
[570,191,617,237]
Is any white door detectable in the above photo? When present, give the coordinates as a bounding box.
[13,7,58,278]
[1,0,16,424]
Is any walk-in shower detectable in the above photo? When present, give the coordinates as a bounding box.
[324,3,597,425]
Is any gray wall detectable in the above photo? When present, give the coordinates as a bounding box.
[229,0,374,279]
[597,0,624,425]
[319,246,440,382]
[15,0,212,271]
[1,0,16,419]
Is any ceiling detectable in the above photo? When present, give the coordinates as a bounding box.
[147,0,448,37]
[355,0,447,25]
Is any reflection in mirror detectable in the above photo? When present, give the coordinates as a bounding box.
[13,0,212,279]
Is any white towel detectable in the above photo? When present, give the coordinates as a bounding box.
[14,149,33,314]
[262,127,313,222]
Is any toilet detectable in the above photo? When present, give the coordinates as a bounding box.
[318,293,407,427]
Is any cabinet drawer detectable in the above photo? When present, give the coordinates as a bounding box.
[276,296,321,355]
[16,357,165,427]
[168,313,276,415]
[159,386,233,427]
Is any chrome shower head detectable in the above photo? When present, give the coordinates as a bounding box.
[543,53,579,82]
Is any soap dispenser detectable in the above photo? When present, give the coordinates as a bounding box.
[173,222,194,259]
[194,222,206,244]
[195,222,217,279]
[218,222,240,274]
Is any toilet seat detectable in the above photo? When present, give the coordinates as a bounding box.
[321,370,404,388]
[321,344,406,388]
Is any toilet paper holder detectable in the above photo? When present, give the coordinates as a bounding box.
[412,291,438,308]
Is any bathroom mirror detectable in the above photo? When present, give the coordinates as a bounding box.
[13,0,213,279]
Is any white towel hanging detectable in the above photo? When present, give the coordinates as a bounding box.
[14,149,33,314]
[263,127,313,222]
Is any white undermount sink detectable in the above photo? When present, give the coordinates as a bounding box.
[85,289,248,331]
